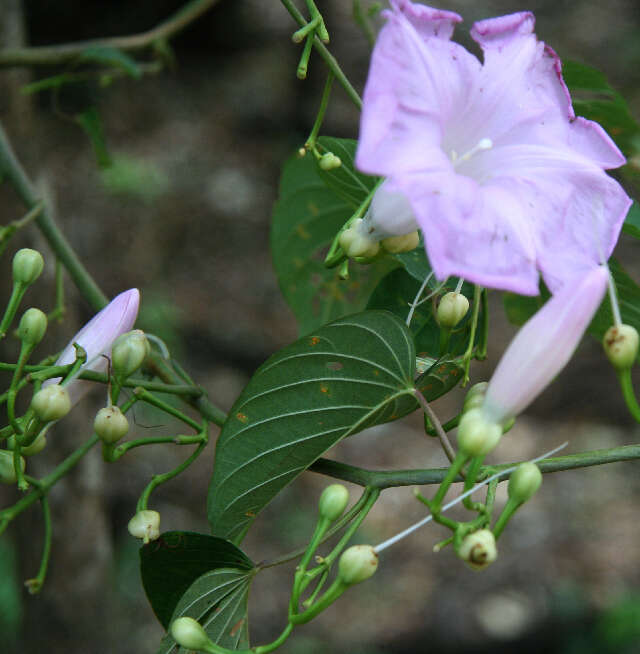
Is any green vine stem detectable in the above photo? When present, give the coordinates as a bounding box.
[305,73,334,151]
[0,0,223,68]
[309,444,640,488]
[280,0,363,110]
[461,284,483,384]
[0,122,108,311]
[24,495,52,594]
[617,367,640,422]
[135,439,208,512]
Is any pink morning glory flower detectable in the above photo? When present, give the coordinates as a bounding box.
[355,0,631,295]
[482,265,609,425]
[45,289,140,403]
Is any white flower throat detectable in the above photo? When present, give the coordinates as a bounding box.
[450,137,493,169]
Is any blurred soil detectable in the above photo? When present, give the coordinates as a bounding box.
[1,1,640,653]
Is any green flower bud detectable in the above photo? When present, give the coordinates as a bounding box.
[111,329,150,379]
[17,308,48,347]
[437,291,470,328]
[463,381,489,413]
[7,431,47,457]
[318,152,342,171]
[128,510,160,544]
[457,408,501,457]
[31,385,71,422]
[12,248,44,286]
[338,545,378,585]
[94,406,129,444]
[339,220,380,259]
[0,450,25,484]
[603,324,639,370]
[508,462,542,504]
[170,617,213,652]
[380,231,420,254]
[318,484,349,522]
[457,529,497,570]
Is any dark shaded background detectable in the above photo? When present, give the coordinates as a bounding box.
[1,1,640,653]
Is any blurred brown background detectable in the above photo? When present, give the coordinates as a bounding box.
[1,1,640,653]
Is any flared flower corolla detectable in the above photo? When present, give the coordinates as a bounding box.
[356,0,631,295]
[482,266,609,425]
[45,289,140,403]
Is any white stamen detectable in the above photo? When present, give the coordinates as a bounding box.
[606,266,623,327]
[452,138,493,168]
[373,441,568,554]
[454,277,464,294]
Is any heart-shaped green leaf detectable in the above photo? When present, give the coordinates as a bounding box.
[156,568,253,653]
[207,310,417,542]
[140,531,253,629]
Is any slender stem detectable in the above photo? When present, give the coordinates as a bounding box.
[461,285,482,384]
[108,432,207,461]
[296,31,315,80]
[352,0,376,48]
[492,497,521,539]
[280,0,362,110]
[24,496,52,594]
[306,73,334,150]
[431,452,468,509]
[0,123,108,311]
[136,440,208,512]
[309,443,640,489]
[414,388,457,464]
[478,288,489,359]
[0,283,27,337]
[617,368,640,422]
[424,413,460,437]
[254,624,294,654]
[0,0,222,68]
[134,388,203,431]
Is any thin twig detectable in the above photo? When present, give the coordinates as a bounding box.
[413,388,459,466]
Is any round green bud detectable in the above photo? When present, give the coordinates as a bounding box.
[94,406,129,444]
[111,330,150,379]
[7,431,47,457]
[318,484,349,522]
[318,152,342,171]
[17,308,48,347]
[457,529,497,570]
[12,248,44,286]
[603,324,639,371]
[128,509,160,544]
[437,292,470,328]
[0,449,25,484]
[463,381,489,413]
[338,544,379,585]
[380,231,420,254]
[339,220,380,259]
[170,617,213,652]
[457,408,501,457]
[31,385,71,422]
[508,462,542,504]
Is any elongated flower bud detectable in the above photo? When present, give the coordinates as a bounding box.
[170,617,214,652]
[12,248,44,286]
[603,324,639,370]
[44,289,139,404]
[111,329,150,379]
[318,484,349,521]
[457,529,497,570]
[17,308,47,347]
[338,545,379,585]
[508,462,542,504]
[483,266,609,425]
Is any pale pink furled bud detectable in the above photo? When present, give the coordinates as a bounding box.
[483,266,609,425]
[44,289,139,404]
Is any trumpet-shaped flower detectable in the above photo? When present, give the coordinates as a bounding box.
[356,0,631,295]
[45,289,140,403]
[482,266,609,425]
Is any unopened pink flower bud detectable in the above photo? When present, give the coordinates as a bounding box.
[44,289,139,404]
[483,266,609,425]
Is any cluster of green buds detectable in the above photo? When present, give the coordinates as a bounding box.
[339,220,420,260]
[318,152,342,171]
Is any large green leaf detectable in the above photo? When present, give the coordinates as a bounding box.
[140,531,253,629]
[563,60,640,156]
[207,311,417,542]
[270,138,393,335]
[157,568,253,653]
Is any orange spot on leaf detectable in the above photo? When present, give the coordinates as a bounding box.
[236,412,248,423]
